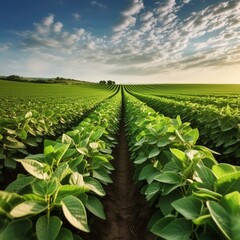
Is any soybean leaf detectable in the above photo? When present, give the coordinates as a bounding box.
[139,164,157,181]
[85,195,106,220]
[5,175,35,193]
[32,178,59,197]
[212,163,237,179]
[92,167,112,184]
[151,216,192,240]
[172,196,203,220]
[155,172,182,184]
[0,219,32,239]
[216,171,240,195]
[10,200,47,217]
[61,195,89,232]
[207,201,231,240]
[84,177,106,196]
[55,185,89,204]
[56,228,74,240]
[36,215,62,240]
[17,159,49,180]
[148,147,160,159]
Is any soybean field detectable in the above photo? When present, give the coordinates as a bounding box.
[1,80,240,240]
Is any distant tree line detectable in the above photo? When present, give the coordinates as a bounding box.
[99,80,116,85]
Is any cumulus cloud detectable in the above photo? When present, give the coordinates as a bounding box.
[72,13,81,21]
[113,0,144,32]
[156,0,176,18]
[9,0,240,81]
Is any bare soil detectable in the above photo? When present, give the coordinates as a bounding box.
[88,104,155,240]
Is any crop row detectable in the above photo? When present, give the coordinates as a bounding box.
[0,93,117,183]
[0,91,121,240]
[129,91,240,164]
[127,85,240,109]
[124,91,240,240]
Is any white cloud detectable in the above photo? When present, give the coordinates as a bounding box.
[53,22,63,32]
[90,1,107,9]
[113,0,144,32]
[42,14,54,27]
[141,11,153,21]
[72,13,81,21]
[113,16,136,32]
[182,0,191,4]
[122,0,144,16]
[0,43,10,51]
[5,0,240,83]
[156,0,176,18]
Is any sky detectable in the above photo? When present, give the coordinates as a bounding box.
[0,0,240,84]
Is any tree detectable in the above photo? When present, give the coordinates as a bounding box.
[99,80,106,84]
[107,80,115,85]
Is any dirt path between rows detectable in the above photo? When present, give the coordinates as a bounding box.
[89,102,155,240]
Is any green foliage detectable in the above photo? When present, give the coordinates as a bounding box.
[124,90,240,240]
[129,90,240,164]
[0,92,121,239]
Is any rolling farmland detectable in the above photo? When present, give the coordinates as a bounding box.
[1,80,240,240]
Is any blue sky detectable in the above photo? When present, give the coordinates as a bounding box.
[0,0,240,83]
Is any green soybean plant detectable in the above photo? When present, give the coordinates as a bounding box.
[124,90,240,240]
[0,92,121,240]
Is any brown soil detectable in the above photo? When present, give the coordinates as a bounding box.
[88,104,155,240]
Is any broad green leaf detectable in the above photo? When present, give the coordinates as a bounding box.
[145,182,160,196]
[156,191,181,216]
[0,219,32,239]
[84,177,106,196]
[207,201,231,240]
[55,185,89,204]
[155,172,182,184]
[26,137,38,147]
[151,216,192,240]
[53,162,72,181]
[69,172,85,186]
[85,195,106,219]
[170,148,186,162]
[92,155,108,163]
[172,196,203,220]
[18,129,27,140]
[134,154,148,164]
[36,215,62,240]
[148,147,160,159]
[61,195,89,232]
[92,167,112,184]
[216,171,240,195]
[139,164,157,181]
[212,163,237,179]
[89,142,98,149]
[10,200,47,217]
[5,175,35,193]
[91,129,104,140]
[53,143,70,163]
[194,165,216,190]
[62,134,73,144]
[157,137,170,147]
[221,191,240,215]
[32,178,59,197]
[17,159,49,180]
[56,228,74,240]
[76,147,88,155]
